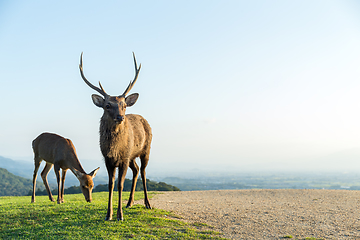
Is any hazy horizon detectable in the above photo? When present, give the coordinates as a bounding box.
[1,1,360,176]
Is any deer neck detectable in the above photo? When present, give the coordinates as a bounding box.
[69,161,86,176]
[100,115,129,134]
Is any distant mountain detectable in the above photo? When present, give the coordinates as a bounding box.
[93,178,180,193]
[0,156,35,179]
[33,178,180,196]
[0,168,33,196]
[0,156,180,197]
[0,156,80,187]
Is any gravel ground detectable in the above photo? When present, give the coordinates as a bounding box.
[148,189,360,239]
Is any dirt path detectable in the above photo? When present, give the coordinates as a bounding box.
[148,189,360,239]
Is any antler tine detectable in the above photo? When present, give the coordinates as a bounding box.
[99,81,106,93]
[79,52,109,98]
[121,52,142,97]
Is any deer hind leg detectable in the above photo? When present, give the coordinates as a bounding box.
[41,163,54,202]
[31,155,42,203]
[60,169,67,203]
[54,163,62,204]
[140,153,151,209]
[126,159,139,208]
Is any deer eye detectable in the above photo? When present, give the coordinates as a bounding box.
[105,104,111,109]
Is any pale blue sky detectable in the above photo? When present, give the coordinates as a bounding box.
[1,1,360,174]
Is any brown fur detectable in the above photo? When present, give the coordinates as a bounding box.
[97,100,152,221]
[31,132,99,204]
[79,52,152,221]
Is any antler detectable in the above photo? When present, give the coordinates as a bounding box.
[121,52,141,97]
[79,52,109,99]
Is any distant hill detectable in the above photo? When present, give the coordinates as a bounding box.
[32,178,180,196]
[0,156,34,179]
[94,178,180,192]
[0,155,80,187]
[0,168,33,196]
[0,156,181,197]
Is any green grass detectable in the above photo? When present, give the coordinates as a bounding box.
[0,192,226,239]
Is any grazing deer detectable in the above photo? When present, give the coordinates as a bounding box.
[79,52,152,221]
[31,132,100,204]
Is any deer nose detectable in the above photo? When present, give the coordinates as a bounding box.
[116,115,124,122]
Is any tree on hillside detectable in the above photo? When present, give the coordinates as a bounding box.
[94,178,180,192]
[30,178,180,196]
[0,168,33,196]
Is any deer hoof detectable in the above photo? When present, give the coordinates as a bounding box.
[117,217,124,221]
[145,202,152,209]
[105,216,112,221]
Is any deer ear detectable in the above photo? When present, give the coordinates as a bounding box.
[89,167,100,178]
[91,94,104,108]
[125,93,139,107]
[73,169,84,179]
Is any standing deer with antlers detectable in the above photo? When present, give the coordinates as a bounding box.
[79,52,152,221]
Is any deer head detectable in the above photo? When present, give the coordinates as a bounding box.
[73,167,99,202]
[79,52,141,125]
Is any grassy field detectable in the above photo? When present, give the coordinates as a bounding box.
[0,191,226,239]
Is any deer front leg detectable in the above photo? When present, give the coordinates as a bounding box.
[41,163,55,202]
[54,164,62,204]
[60,169,67,203]
[117,162,129,221]
[126,160,139,208]
[105,163,116,221]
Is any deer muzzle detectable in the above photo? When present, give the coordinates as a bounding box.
[114,115,125,123]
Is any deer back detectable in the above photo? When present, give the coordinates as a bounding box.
[32,133,84,172]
